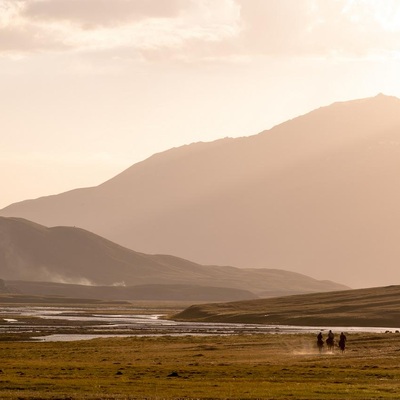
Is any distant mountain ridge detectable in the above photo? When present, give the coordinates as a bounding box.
[0,217,347,300]
[2,94,400,287]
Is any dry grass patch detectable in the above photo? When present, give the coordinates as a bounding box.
[1,333,400,399]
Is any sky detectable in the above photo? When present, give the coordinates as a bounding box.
[2,0,400,209]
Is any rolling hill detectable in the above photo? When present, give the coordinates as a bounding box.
[173,285,400,328]
[0,217,347,300]
[3,280,258,302]
[2,94,400,288]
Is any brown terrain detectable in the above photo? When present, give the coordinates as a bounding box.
[2,94,400,288]
[0,217,347,301]
[173,285,400,327]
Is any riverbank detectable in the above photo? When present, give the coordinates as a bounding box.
[2,303,399,343]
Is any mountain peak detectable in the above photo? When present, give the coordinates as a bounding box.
[2,95,400,288]
[374,92,397,99]
[324,92,400,109]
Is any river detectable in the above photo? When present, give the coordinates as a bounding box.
[1,305,398,342]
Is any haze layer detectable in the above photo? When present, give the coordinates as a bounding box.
[2,94,400,288]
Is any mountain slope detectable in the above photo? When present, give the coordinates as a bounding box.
[173,285,400,327]
[0,217,347,297]
[4,280,258,302]
[0,279,12,293]
[2,94,400,287]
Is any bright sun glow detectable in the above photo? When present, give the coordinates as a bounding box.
[345,0,400,31]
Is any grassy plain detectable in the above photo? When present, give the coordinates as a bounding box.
[1,332,400,399]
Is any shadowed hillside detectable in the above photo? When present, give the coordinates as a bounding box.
[4,281,258,302]
[0,217,347,300]
[173,285,400,327]
[2,94,400,287]
[0,279,12,293]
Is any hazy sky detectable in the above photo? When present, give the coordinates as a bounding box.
[2,0,400,209]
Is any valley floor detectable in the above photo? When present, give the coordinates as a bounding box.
[2,299,400,399]
[1,332,400,399]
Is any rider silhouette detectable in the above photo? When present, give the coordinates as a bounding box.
[326,330,335,348]
[339,332,347,351]
[317,331,324,351]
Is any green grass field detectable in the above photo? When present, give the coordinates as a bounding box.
[1,332,400,399]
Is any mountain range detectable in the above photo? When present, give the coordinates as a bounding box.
[2,94,400,288]
[0,217,347,301]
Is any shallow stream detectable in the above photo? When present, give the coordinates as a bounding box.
[1,305,398,342]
